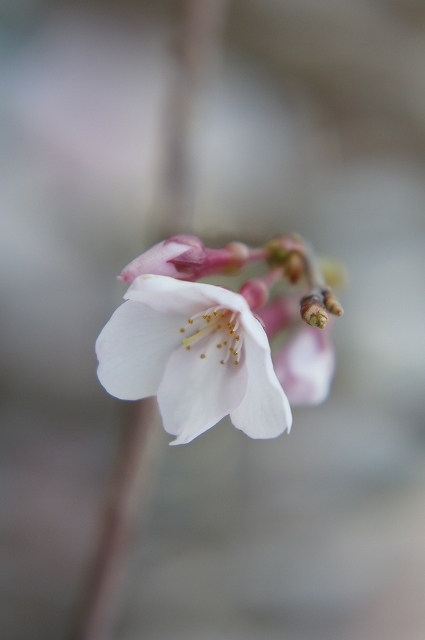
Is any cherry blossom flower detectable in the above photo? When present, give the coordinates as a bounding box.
[273,325,335,406]
[96,274,292,445]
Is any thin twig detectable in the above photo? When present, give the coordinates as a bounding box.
[160,0,229,234]
[72,2,230,639]
[70,399,158,640]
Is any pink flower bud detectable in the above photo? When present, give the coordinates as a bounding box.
[257,296,299,339]
[118,236,204,283]
[273,325,335,406]
[119,237,254,284]
[240,279,269,310]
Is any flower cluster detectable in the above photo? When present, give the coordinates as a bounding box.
[96,235,343,444]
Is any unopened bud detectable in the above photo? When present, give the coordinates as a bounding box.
[300,295,329,329]
[257,296,298,338]
[118,236,203,283]
[240,279,269,310]
[224,241,250,262]
[284,251,305,284]
[323,291,344,316]
[265,235,306,268]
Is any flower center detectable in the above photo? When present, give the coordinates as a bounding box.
[179,306,243,365]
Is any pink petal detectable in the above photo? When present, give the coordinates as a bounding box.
[118,241,191,283]
[157,340,249,445]
[96,301,186,400]
[230,331,292,439]
[273,326,335,406]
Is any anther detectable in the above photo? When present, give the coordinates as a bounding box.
[200,354,206,359]
[220,360,225,365]
[216,344,222,348]
[180,328,185,333]
[186,346,191,350]
[188,319,194,324]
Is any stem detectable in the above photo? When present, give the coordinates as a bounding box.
[302,240,328,296]
[74,3,231,639]
[70,399,158,640]
[160,0,229,234]
[246,247,268,263]
[261,267,284,289]
[302,240,343,318]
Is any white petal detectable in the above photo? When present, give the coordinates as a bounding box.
[157,340,248,445]
[240,309,271,349]
[230,332,292,439]
[124,275,250,317]
[96,301,186,400]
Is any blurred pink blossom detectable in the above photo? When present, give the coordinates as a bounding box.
[273,325,335,406]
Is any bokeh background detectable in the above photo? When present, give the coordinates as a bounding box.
[1,0,425,638]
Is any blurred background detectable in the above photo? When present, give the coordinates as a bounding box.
[1,0,425,638]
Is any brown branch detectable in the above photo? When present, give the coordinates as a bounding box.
[72,2,231,639]
[160,0,229,234]
[70,398,158,640]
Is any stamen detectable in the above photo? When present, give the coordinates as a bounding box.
[220,347,232,364]
[182,306,245,367]
[182,319,220,348]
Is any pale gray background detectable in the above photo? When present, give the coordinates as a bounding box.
[1,1,425,638]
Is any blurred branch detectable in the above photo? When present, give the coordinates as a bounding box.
[161,0,229,234]
[71,2,230,639]
[70,399,158,640]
